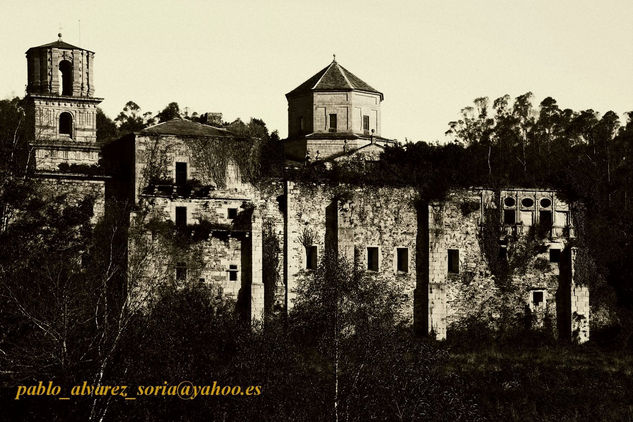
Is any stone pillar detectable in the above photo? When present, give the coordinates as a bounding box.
[419,202,448,340]
[570,247,590,343]
[284,181,297,310]
[250,208,265,325]
[428,283,447,340]
[50,49,60,95]
[335,199,355,263]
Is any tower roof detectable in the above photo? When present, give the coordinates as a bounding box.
[286,59,383,100]
[26,34,92,53]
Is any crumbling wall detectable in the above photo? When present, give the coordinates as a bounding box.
[427,188,578,339]
[35,176,106,222]
[285,181,418,323]
[254,182,286,314]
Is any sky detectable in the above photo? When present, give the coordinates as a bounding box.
[1,0,632,143]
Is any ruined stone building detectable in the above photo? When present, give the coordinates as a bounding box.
[18,37,590,343]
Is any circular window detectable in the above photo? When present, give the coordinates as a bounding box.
[521,198,534,207]
[540,198,552,208]
[504,197,515,207]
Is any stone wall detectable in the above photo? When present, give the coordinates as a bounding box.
[424,188,580,340]
[30,97,99,143]
[287,94,313,137]
[34,175,106,222]
[254,183,286,313]
[133,133,254,203]
[350,92,381,135]
[33,143,101,171]
[570,247,590,343]
[285,181,418,323]
[129,131,287,321]
[134,193,252,297]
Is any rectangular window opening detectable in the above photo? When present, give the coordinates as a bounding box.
[367,247,379,271]
[228,208,238,219]
[306,246,318,270]
[363,115,370,134]
[499,246,508,262]
[176,262,187,281]
[540,210,553,227]
[503,209,516,225]
[175,162,187,186]
[228,264,238,281]
[329,113,337,132]
[175,206,187,228]
[396,248,408,273]
[532,291,544,307]
[549,248,561,263]
[448,249,460,274]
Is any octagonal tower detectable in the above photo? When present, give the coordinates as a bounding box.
[284,57,393,162]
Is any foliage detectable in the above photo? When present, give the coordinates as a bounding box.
[443,95,633,340]
[156,102,180,123]
[57,162,105,175]
[0,97,29,175]
[96,108,118,141]
[145,217,236,246]
[114,101,149,134]
[262,221,282,315]
[0,180,136,421]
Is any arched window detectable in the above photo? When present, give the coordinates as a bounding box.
[59,60,73,96]
[59,112,73,136]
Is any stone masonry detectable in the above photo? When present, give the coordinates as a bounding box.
[16,38,593,341]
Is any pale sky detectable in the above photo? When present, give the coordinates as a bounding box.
[1,0,631,142]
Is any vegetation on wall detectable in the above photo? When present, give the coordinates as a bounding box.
[262,221,282,315]
[285,93,632,343]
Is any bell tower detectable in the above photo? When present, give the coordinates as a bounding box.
[25,33,103,172]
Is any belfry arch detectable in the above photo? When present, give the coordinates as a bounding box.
[59,60,73,96]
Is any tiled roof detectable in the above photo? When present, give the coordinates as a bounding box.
[27,39,85,52]
[286,60,383,100]
[140,118,236,137]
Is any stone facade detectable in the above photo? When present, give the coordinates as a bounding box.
[283,184,587,342]
[33,175,106,223]
[105,120,287,323]
[423,189,580,340]
[14,40,594,342]
[284,183,418,321]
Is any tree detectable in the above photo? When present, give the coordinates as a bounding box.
[156,102,180,122]
[0,97,29,175]
[96,108,118,141]
[114,101,149,134]
[287,249,479,420]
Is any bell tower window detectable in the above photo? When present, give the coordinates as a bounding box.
[59,112,73,136]
[59,60,73,96]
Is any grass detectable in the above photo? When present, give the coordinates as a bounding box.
[444,342,633,421]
